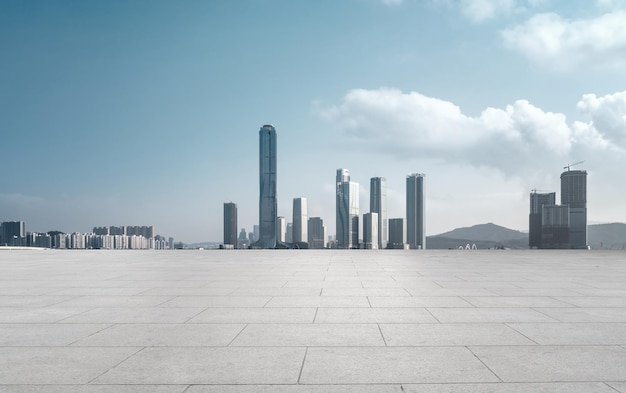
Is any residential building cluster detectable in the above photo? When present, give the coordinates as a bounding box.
[529,163,588,249]
[222,124,426,250]
[1,221,174,250]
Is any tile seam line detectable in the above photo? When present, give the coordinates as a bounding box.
[226,324,249,347]
[466,345,504,383]
[86,346,146,385]
[297,347,309,384]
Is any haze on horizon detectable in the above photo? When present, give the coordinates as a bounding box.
[2,0,626,243]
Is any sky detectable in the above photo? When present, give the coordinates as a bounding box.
[2,0,626,243]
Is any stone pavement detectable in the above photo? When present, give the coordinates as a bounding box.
[0,249,625,392]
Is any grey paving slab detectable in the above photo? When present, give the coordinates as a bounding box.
[44,287,151,296]
[283,281,364,288]
[0,323,109,346]
[231,323,385,346]
[159,296,270,307]
[401,382,618,392]
[314,307,438,323]
[462,296,574,308]
[59,307,205,323]
[300,347,500,384]
[370,296,473,308]
[534,307,626,322]
[0,386,186,393]
[93,347,305,384]
[552,296,626,307]
[484,288,584,296]
[608,382,626,392]
[0,347,140,384]
[0,307,92,323]
[0,295,75,307]
[427,307,558,323]
[71,323,245,346]
[405,288,498,297]
[53,295,175,307]
[265,296,370,308]
[321,288,410,296]
[230,287,322,296]
[121,287,235,296]
[188,307,316,323]
[380,323,536,346]
[508,322,626,345]
[470,345,626,382]
[186,385,402,392]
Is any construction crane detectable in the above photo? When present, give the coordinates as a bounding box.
[564,161,585,171]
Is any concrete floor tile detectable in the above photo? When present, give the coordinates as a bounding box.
[370,297,473,308]
[0,323,109,346]
[0,307,92,323]
[533,307,626,322]
[0,295,75,307]
[0,347,140,384]
[54,295,175,307]
[188,307,316,323]
[552,296,626,307]
[427,308,558,323]
[507,322,626,345]
[230,287,322,296]
[71,323,245,346]
[462,297,574,308]
[608,382,626,392]
[0,386,187,393]
[401,382,618,392]
[231,323,385,346]
[186,385,402,392]
[159,296,270,307]
[315,307,438,323]
[266,296,370,308]
[93,347,305,384]
[380,323,536,346]
[300,347,499,384]
[131,287,235,296]
[405,288,498,297]
[321,288,410,296]
[470,345,626,382]
[60,307,205,323]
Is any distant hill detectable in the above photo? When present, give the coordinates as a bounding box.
[435,223,527,242]
[589,223,626,250]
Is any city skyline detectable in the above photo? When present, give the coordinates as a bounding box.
[3,1,626,243]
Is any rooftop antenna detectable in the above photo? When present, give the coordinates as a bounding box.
[564,160,585,171]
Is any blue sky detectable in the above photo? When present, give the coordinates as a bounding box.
[2,0,626,243]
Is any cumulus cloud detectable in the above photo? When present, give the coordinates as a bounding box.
[320,88,625,179]
[502,10,626,69]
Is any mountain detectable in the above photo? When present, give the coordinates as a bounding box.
[435,223,527,242]
[589,223,626,250]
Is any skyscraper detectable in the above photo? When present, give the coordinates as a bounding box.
[529,191,556,248]
[561,169,588,249]
[276,216,286,242]
[406,173,425,250]
[0,221,26,246]
[307,217,325,249]
[292,197,308,244]
[388,218,405,249]
[255,124,278,249]
[370,177,388,249]
[336,168,359,249]
[223,202,237,248]
[363,212,379,249]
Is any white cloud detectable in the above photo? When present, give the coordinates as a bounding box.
[460,0,516,22]
[320,88,625,180]
[502,10,626,69]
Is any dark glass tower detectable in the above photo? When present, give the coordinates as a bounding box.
[406,173,425,250]
[256,125,278,249]
[370,177,388,249]
[223,202,237,248]
[529,191,555,248]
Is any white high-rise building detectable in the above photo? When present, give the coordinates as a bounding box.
[292,197,308,244]
[370,177,387,249]
[336,168,359,249]
[276,216,286,242]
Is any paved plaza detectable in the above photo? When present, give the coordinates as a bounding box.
[1,249,626,392]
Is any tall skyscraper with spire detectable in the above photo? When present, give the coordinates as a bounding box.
[406,173,425,250]
[255,124,278,249]
[370,177,388,249]
[336,168,359,249]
